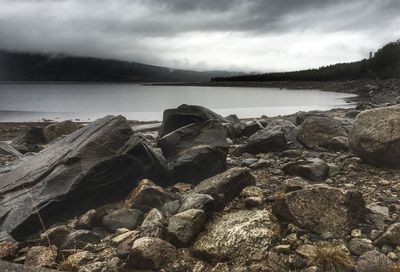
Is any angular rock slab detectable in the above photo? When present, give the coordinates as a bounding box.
[297,116,348,151]
[0,115,168,238]
[159,104,227,138]
[193,167,255,209]
[234,126,288,155]
[192,209,278,263]
[159,120,229,184]
[0,261,58,272]
[282,158,329,182]
[349,105,400,168]
[272,185,369,238]
[0,142,22,157]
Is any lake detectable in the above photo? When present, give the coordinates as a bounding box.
[0,83,356,122]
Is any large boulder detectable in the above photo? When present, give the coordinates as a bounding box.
[11,127,46,153]
[272,185,370,238]
[159,120,229,184]
[159,104,226,138]
[349,105,400,168]
[266,119,300,148]
[192,209,278,263]
[0,115,169,238]
[234,126,288,155]
[297,116,348,151]
[193,167,255,209]
[43,120,79,143]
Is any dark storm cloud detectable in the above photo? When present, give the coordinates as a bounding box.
[0,0,399,71]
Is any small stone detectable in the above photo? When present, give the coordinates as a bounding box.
[167,209,206,247]
[61,230,100,250]
[295,244,317,260]
[24,246,57,268]
[211,262,230,272]
[244,197,263,208]
[351,229,362,238]
[379,179,391,186]
[0,240,19,260]
[111,230,140,245]
[64,251,95,266]
[102,208,143,232]
[126,237,177,269]
[76,209,103,229]
[347,238,373,256]
[275,244,291,254]
[388,251,398,260]
[40,225,71,248]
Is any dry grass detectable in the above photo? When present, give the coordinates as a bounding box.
[58,259,79,272]
[389,263,400,272]
[311,243,355,272]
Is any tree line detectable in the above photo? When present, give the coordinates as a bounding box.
[213,40,400,82]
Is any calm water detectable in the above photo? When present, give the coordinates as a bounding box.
[0,83,356,122]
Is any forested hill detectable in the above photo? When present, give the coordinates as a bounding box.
[213,40,400,82]
[0,51,234,82]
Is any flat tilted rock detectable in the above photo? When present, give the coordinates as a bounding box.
[0,115,169,238]
[349,105,400,169]
[193,167,255,209]
[272,184,370,238]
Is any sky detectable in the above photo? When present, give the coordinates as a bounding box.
[0,0,400,72]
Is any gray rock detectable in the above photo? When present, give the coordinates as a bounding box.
[266,119,300,148]
[140,208,167,238]
[12,127,46,153]
[43,120,78,143]
[61,230,100,250]
[193,167,255,209]
[349,105,400,168]
[284,177,309,193]
[158,104,227,138]
[345,110,361,119]
[103,209,143,232]
[24,246,57,268]
[356,250,391,272]
[347,238,373,255]
[124,179,177,213]
[126,237,177,269]
[241,120,264,137]
[272,185,370,238]
[297,116,348,151]
[0,261,58,271]
[0,115,169,238]
[234,126,288,155]
[40,225,71,248]
[159,120,229,184]
[374,223,400,246]
[178,194,215,213]
[162,200,181,217]
[295,111,328,125]
[193,209,278,263]
[282,158,329,182]
[76,209,103,230]
[167,209,206,247]
[0,142,22,157]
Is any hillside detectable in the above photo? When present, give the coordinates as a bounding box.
[0,51,234,82]
[213,40,400,82]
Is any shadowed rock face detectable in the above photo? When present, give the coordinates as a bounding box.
[349,105,400,169]
[0,115,169,239]
[159,120,229,184]
[159,104,227,138]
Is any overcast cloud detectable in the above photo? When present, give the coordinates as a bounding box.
[0,0,399,72]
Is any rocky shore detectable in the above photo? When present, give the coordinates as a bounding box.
[1,80,400,272]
